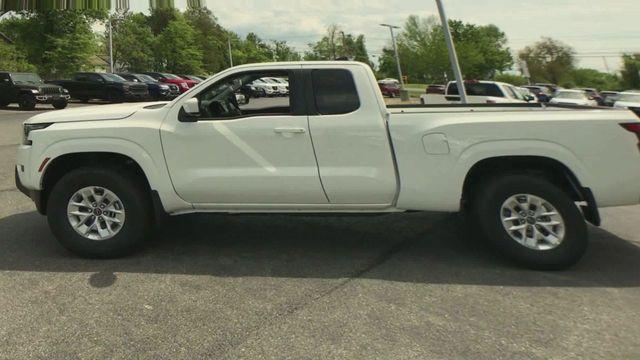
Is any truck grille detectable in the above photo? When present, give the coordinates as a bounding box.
[130,85,148,94]
[41,87,61,95]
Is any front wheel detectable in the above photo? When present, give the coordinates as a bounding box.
[47,167,153,258]
[471,174,588,270]
[18,94,36,110]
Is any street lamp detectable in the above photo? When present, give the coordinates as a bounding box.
[380,23,404,89]
[434,0,467,104]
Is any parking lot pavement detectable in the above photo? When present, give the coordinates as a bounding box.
[1,108,639,359]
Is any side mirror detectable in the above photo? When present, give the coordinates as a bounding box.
[180,98,200,122]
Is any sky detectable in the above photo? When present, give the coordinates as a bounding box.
[128,0,640,72]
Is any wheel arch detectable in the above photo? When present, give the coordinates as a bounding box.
[462,155,600,226]
[39,152,154,215]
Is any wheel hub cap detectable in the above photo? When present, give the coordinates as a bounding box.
[500,194,566,251]
[67,186,126,241]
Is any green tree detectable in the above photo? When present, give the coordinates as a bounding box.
[0,10,103,77]
[184,7,229,74]
[518,37,576,85]
[621,54,640,90]
[234,32,273,64]
[304,25,372,65]
[0,40,35,71]
[270,40,301,62]
[154,13,203,74]
[378,16,512,83]
[111,12,155,72]
[493,73,528,86]
[570,68,621,91]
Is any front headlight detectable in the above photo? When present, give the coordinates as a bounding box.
[159,85,169,90]
[23,123,53,146]
[30,89,40,94]
[62,88,69,94]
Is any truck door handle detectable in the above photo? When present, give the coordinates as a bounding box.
[274,127,306,134]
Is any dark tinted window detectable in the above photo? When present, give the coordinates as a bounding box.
[448,83,503,97]
[311,69,360,115]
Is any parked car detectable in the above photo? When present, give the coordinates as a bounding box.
[117,73,180,101]
[16,61,640,270]
[143,72,197,94]
[601,91,621,107]
[517,87,539,103]
[49,72,149,103]
[177,74,205,83]
[426,84,446,95]
[249,78,279,97]
[0,71,69,110]
[549,89,598,107]
[378,80,401,98]
[421,80,528,104]
[576,88,604,106]
[613,92,640,109]
[535,83,559,93]
[265,77,290,96]
[523,85,552,103]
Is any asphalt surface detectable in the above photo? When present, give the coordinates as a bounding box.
[1,104,639,359]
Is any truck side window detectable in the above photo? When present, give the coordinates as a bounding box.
[196,71,291,120]
[311,69,360,115]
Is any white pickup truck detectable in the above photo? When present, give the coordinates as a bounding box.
[15,61,640,269]
[420,80,531,105]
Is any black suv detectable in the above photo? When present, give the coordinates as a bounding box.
[0,72,70,110]
[117,73,180,101]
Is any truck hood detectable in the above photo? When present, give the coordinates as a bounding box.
[25,101,167,125]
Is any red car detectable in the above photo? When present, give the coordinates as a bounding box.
[378,80,401,98]
[143,72,198,94]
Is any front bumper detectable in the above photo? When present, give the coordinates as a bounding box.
[15,166,45,214]
[34,94,70,104]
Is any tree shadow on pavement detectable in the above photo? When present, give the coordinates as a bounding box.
[0,211,638,288]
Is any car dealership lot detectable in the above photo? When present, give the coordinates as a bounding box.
[1,108,639,359]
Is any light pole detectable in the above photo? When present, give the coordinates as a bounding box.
[227,37,234,67]
[380,23,404,89]
[435,0,468,104]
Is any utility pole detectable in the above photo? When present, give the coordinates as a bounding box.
[435,0,468,104]
[380,23,404,89]
[108,17,114,73]
[228,37,234,67]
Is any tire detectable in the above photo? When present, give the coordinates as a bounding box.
[52,98,68,110]
[46,167,153,258]
[471,174,588,270]
[18,94,36,111]
[108,90,124,103]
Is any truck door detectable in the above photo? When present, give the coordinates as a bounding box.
[160,68,328,205]
[303,65,398,205]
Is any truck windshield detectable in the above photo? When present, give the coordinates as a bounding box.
[10,73,43,85]
[136,74,158,83]
[448,83,503,97]
[102,73,127,82]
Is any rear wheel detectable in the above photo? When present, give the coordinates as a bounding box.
[47,167,153,258]
[18,94,36,110]
[471,174,588,270]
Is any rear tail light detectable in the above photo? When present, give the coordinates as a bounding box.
[620,123,640,151]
